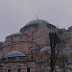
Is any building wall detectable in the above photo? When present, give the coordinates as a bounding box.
[3,61,36,72]
[1,20,72,72]
[2,22,57,57]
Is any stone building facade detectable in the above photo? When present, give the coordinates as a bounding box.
[0,19,72,72]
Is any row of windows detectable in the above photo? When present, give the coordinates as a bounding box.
[10,36,23,40]
[8,69,21,72]
[9,36,27,41]
[6,33,27,39]
[20,23,56,33]
[7,35,25,39]
[8,68,30,72]
[46,23,56,28]
[20,24,39,32]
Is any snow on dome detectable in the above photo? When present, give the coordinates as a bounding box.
[4,51,25,58]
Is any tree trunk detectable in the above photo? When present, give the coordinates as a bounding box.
[49,33,59,72]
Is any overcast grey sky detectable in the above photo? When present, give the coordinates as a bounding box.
[0,0,72,41]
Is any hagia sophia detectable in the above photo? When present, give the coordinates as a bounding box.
[0,19,72,72]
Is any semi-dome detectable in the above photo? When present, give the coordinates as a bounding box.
[10,32,23,35]
[6,32,22,38]
[4,51,25,58]
[6,32,27,38]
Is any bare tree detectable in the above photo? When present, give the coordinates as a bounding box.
[49,32,60,72]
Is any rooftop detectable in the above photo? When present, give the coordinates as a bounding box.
[4,51,25,58]
[26,19,50,25]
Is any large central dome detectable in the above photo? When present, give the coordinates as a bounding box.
[20,19,56,33]
[26,19,50,25]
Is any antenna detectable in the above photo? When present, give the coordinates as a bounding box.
[37,16,38,19]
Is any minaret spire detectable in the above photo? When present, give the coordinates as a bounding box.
[37,16,38,19]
